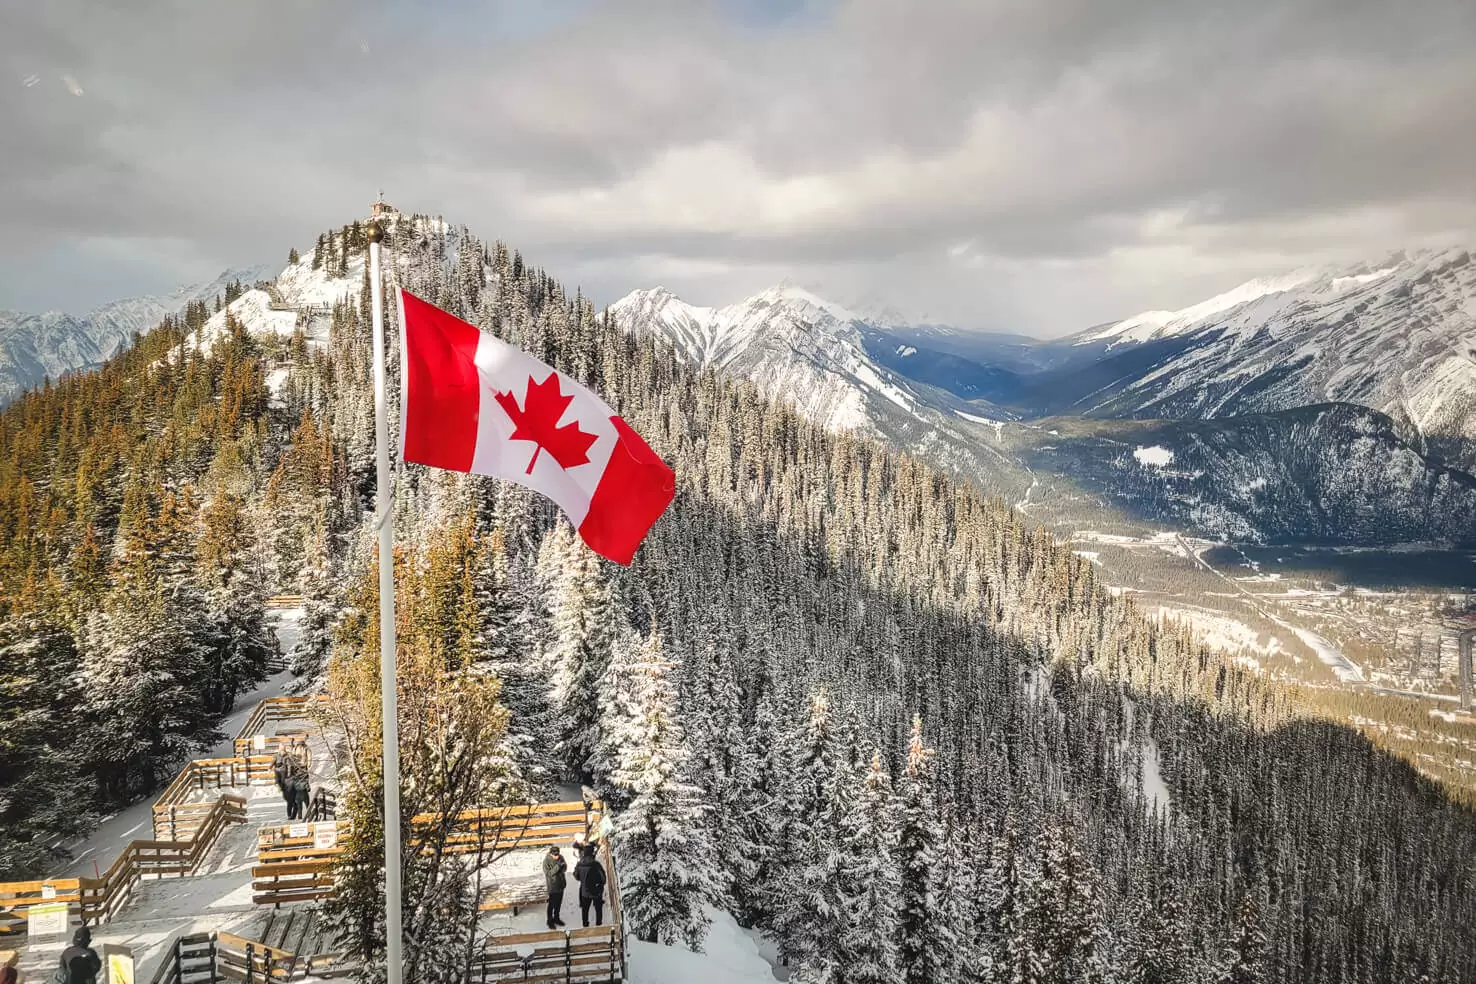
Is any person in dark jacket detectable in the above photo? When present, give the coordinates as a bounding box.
[284,769,300,821]
[572,844,607,927]
[292,774,311,822]
[542,846,567,929]
[273,752,288,798]
[58,926,100,984]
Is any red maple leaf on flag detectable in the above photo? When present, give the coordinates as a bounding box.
[493,373,599,474]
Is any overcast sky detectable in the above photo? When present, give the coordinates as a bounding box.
[3,0,1475,336]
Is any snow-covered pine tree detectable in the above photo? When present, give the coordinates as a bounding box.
[1221,893,1266,984]
[468,525,556,794]
[680,636,747,905]
[608,629,719,948]
[196,487,275,711]
[1026,818,1109,984]
[540,521,615,780]
[985,813,1043,984]
[778,691,853,980]
[729,684,788,929]
[833,751,902,984]
[292,520,338,682]
[0,612,90,876]
[1124,885,1200,984]
[592,626,642,805]
[895,716,959,984]
[81,504,216,798]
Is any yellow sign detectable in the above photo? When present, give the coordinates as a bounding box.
[104,944,134,984]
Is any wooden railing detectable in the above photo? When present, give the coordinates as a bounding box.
[253,823,343,908]
[148,931,215,984]
[251,801,604,909]
[1,689,314,937]
[149,930,353,984]
[0,796,247,938]
[231,696,330,759]
[469,925,622,983]
[152,756,276,841]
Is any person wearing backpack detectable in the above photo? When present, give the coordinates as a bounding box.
[573,844,607,927]
[291,773,311,822]
[56,926,100,984]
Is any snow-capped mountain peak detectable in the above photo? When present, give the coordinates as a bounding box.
[611,283,927,433]
[0,265,273,405]
[1048,246,1476,468]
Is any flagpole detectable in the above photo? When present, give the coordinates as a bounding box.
[366,219,403,984]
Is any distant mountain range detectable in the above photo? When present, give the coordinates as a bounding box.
[613,248,1476,546]
[0,266,273,405]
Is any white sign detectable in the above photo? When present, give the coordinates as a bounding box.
[28,902,69,938]
[41,883,56,900]
[313,822,339,850]
[252,734,267,751]
[288,824,310,839]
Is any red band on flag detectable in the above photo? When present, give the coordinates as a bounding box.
[401,289,481,472]
[579,415,676,565]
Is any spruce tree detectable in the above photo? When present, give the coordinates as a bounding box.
[1222,894,1266,984]
[836,752,903,984]
[895,716,958,984]
[0,612,90,877]
[541,523,614,780]
[608,630,719,949]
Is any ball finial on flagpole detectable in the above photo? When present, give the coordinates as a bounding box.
[366,220,384,244]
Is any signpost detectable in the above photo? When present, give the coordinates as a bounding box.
[104,943,135,984]
[313,822,339,850]
[28,901,69,939]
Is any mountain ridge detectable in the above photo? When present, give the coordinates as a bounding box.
[0,265,274,405]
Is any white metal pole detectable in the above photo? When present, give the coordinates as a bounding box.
[367,221,403,984]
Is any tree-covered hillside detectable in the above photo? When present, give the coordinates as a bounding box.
[2,213,1474,983]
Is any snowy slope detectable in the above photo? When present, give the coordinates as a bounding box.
[188,290,300,354]
[0,266,272,405]
[1044,248,1476,467]
[611,282,937,435]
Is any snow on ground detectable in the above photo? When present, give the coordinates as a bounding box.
[273,607,303,655]
[954,409,1007,441]
[190,291,297,354]
[1119,700,1173,818]
[1284,623,1365,683]
[265,367,289,402]
[275,253,362,311]
[851,362,915,413]
[60,666,295,877]
[628,908,780,984]
[1133,445,1175,467]
[1152,605,1281,658]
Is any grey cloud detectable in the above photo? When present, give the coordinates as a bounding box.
[2,0,1474,332]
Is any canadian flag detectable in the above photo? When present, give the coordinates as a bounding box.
[397,289,675,565]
